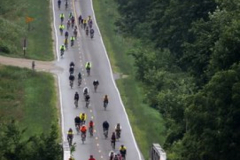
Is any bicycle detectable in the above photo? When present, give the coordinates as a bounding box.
[58,0,61,9]
[89,126,93,137]
[74,30,77,39]
[75,124,80,134]
[103,101,108,110]
[94,85,98,92]
[70,80,73,88]
[65,2,68,10]
[81,133,86,144]
[86,68,90,76]
[74,99,78,108]
[111,140,115,149]
[60,49,64,57]
[103,129,108,139]
[67,136,73,146]
[78,78,82,86]
[60,28,63,35]
[85,99,90,108]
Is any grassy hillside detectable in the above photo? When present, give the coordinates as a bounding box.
[0,0,53,60]
[0,65,57,136]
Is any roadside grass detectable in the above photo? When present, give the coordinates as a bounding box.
[0,0,53,60]
[0,65,57,137]
[93,0,166,158]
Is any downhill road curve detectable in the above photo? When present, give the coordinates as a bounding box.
[52,0,142,160]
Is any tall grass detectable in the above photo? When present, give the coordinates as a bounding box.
[0,65,57,136]
[0,0,53,60]
[93,0,166,158]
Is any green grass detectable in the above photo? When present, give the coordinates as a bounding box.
[0,0,53,60]
[93,0,166,158]
[0,65,57,136]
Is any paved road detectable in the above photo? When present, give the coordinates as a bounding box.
[52,0,142,160]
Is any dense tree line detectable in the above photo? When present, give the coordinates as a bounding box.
[0,121,62,160]
[115,0,240,159]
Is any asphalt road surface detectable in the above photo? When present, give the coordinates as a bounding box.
[52,0,142,159]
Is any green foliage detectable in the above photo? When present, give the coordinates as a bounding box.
[114,0,240,159]
[0,121,62,160]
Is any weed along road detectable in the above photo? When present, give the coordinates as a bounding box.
[52,0,142,159]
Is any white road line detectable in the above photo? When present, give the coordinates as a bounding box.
[52,0,60,61]
[58,77,65,141]
[89,0,143,160]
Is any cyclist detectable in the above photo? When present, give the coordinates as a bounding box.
[65,31,69,39]
[67,128,74,145]
[85,94,90,107]
[78,72,82,86]
[59,24,64,35]
[115,123,122,139]
[67,19,71,29]
[88,19,93,28]
[89,155,96,160]
[74,92,79,104]
[83,87,89,97]
[69,66,74,74]
[89,120,94,136]
[79,113,87,125]
[93,79,99,92]
[65,1,68,9]
[73,28,78,39]
[74,116,81,132]
[119,145,127,159]
[69,74,75,88]
[60,13,64,23]
[70,61,75,67]
[111,132,116,149]
[102,121,109,137]
[64,38,68,49]
[113,154,119,160]
[57,0,61,9]
[71,16,75,28]
[70,36,75,47]
[86,26,89,36]
[103,95,109,108]
[109,151,115,160]
[90,28,94,39]
[60,44,65,57]
[78,15,82,25]
[69,12,73,19]
[83,19,87,29]
[85,62,91,75]
[80,125,87,139]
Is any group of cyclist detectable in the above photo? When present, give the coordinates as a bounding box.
[78,15,95,38]
[58,1,126,159]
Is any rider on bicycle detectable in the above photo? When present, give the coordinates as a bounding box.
[79,113,87,124]
[111,132,116,149]
[74,92,79,101]
[80,125,87,135]
[74,116,81,128]
[57,0,61,8]
[69,66,74,74]
[70,36,75,46]
[69,74,75,82]
[85,94,90,103]
[67,128,74,144]
[65,31,69,39]
[60,13,64,22]
[115,123,122,139]
[102,121,109,137]
[93,79,99,91]
[119,145,127,159]
[78,72,82,80]
[59,24,64,34]
[90,28,94,37]
[89,155,96,160]
[70,61,75,67]
[104,95,109,104]
[60,44,65,56]
[89,120,94,135]
[85,62,91,75]
[83,87,89,96]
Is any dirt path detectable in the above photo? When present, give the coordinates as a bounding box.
[0,55,63,74]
